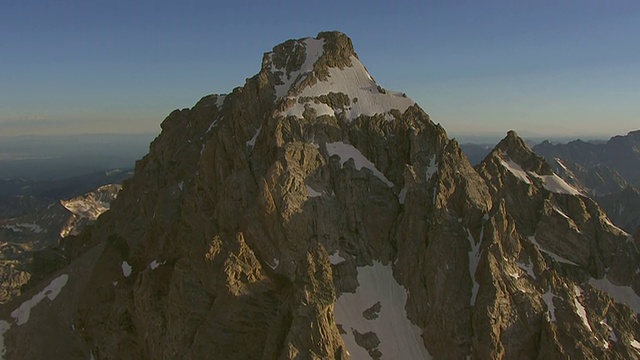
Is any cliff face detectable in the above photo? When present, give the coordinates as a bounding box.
[1,32,639,360]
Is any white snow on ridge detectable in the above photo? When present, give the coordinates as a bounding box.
[498,156,581,196]
[295,55,415,121]
[334,262,431,359]
[589,277,640,313]
[532,173,581,196]
[282,101,334,119]
[326,142,394,187]
[215,94,226,108]
[272,38,325,98]
[10,274,68,326]
[499,158,532,184]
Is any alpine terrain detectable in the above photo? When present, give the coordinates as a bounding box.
[0,32,638,359]
[0,184,121,304]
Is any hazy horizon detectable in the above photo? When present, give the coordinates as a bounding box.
[2,1,639,138]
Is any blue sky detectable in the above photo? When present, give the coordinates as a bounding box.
[1,0,639,139]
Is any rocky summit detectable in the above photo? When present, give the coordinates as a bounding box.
[1,31,639,360]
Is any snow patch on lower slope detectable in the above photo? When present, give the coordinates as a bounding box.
[11,274,68,325]
[0,274,69,359]
[334,262,431,359]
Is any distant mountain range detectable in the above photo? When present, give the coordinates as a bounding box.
[533,130,640,193]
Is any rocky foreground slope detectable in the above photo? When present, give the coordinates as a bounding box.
[0,32,639,359]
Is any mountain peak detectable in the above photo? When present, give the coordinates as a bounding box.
[492,130,552,175]
[261,31,415,121]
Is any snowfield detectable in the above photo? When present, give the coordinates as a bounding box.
[334,262,431,359]
[326,142,393,187]
[270,37,415,122]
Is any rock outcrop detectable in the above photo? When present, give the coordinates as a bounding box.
[1,32,638,360]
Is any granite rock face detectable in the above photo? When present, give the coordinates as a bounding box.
[1,32,639,360]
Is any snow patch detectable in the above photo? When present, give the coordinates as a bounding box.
[398,187,407,204]
[121,261,132,277]
[334,262,431,359]
[542,290,557,321]
[329,250,346,265]
[149,260,165,270]
[294,55,415,121]
[326,142,393,187]
[271,38,325,98]
[555,158,569,172]
[425,155,437,181]
[282,101,335,119]
[573,286,592,332]
[246,126,261,147]
[11,274,68,326]
[467,229,481,305]
[528,236,578,266]
[532,173,581,195]
[267,258,279,270]
[600,318,617,343]
[499,158,532,184]
[206,119,218,133]
[215,94,226,108]
[516,260,536,279]
[306,185,322,198]
[589,277,640,313]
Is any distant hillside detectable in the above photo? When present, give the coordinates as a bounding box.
[533,130,640,193]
